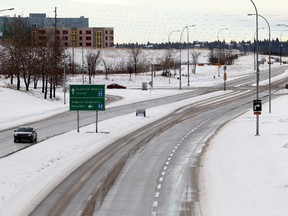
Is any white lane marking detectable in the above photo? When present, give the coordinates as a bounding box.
[161,171,166,176]
[163,166,167,170]
[155,192,160,197]
[86,195,92,202]
[154,201,158,207]
[165,161,170,165]
[157,184,161,189]
[159,177,164,182]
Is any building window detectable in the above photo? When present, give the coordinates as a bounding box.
[72,30,77,34]
[105,42,108,47]
[79,30,82,34]
[38,30,46,34]
[109,36,114,41]
[86,36,91,40]
[64,42,68,47]
[86,30,91,34]
[97,31,102,37]
[63,30,68,34]
[79,36,82,41]
[86,42,91,47]
[39,36,46,41]
[109,30,113,35]
[79,42,82,46]
[105,30,108,35]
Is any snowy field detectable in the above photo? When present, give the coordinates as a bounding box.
[0,49,288,216]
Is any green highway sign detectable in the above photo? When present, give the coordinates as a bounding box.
[69,84,105,111]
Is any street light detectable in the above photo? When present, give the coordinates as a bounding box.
[179,24,195,90]
[0,8,14,12]
[217,28,228,77]
[168,30,180,84]
[251,27,264,70]
[277,24,288,65]
[248,13,272,113]
[0,8,14,41]
[249,0,260,136]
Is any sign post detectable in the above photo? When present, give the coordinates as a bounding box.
[253,99,262,135]
[70,84,105,132]
[223,65,227,91]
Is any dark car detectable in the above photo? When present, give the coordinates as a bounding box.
[14,126,37,143]
[107,83,126,89]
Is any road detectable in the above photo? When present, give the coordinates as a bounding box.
[27,66,288,216]
[0,66,286,158]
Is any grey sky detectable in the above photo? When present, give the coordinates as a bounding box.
[1,0,288,43]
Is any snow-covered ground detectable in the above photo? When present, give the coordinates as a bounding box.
[0,49,288,216]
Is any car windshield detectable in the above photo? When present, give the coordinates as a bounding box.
[16,127,33,132]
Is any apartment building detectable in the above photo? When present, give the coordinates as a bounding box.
[1,13,114,48]
[31,26,114,48]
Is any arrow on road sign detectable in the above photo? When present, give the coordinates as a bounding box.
[254,104,260,110]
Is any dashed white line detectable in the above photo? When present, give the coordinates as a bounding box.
[154,201,158,207]
[86,195,92,202]
[157,184,162,189]
[76,210,83,216]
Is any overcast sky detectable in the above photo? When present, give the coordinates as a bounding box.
[1,0,288,43]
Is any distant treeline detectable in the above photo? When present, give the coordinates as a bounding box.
[115,39,288,56]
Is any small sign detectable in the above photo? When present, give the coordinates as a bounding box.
[253,100,262,112]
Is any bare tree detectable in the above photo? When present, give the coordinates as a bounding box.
[1,17,31,90]
[102,59,113,80]
[86,50,101,84]
[128,47,142,75]
[190,50,201,74]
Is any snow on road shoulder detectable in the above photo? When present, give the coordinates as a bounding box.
[199,93,288,216]
[0,90,225,216]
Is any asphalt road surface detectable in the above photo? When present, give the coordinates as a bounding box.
[27,66,288,216]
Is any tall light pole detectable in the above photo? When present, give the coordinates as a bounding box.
[168,30,180,84]
[249,14,271,113]
[252,27,264,70]
[217,28,228,77]
[0,8,14,12]
[277,24,288,65]
[179,25,195,90]
[0,8,14,41]
[250,0,260,136]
